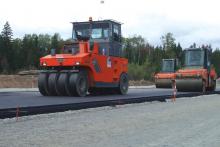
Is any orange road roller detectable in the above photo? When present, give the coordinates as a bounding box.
[155,59,178,88]
[38,18,128,97]
[176,47,217,92]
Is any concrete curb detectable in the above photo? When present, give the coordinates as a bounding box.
[0,88,38,93]
[129,85,155,89]
[0,86,155,93]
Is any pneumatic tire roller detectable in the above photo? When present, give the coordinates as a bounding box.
[38,18,129,97]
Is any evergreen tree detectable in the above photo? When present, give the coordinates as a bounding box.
[51,33,59,49]
[1,21,13,40]
[175,43,183,66]
[51,33,63,53]
[12,38,23,70]
[122,35,150,65]
[211,49,220,76]
[21,34,39,68]
[1,21,13,73]
[189,42,197,48]
[161,33,175,51]
[0,35,3,72]
[38,34,51,55]
[161,33,177,58]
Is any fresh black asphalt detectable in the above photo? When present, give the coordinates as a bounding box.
[0,88,201,109]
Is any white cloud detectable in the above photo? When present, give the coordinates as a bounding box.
[0,0,220,48]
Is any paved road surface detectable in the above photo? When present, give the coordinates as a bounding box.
[0,88,197,109]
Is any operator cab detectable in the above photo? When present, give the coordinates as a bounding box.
[70,18,122,57]
[161,59,177,73]
[184,47,211,69]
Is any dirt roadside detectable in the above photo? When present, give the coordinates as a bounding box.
[0,75,38,88]
[0,74,218,88]
[0,75,153,88]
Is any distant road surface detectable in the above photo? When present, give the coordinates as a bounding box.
[0,94,220,147]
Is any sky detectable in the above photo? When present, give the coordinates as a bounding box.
[1,0,220,48]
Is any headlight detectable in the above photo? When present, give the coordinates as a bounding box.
[42,62,47,66]
[75,62,80,65]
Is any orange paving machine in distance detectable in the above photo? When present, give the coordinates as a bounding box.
[38,18,129,97]
[175,47,217,92]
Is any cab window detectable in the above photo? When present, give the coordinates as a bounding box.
[91,28,102,39]
[113,25,120,41]
[103,29,109,38]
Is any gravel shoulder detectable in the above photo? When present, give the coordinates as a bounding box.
[0,94,220,147]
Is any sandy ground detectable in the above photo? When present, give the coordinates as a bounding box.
[0,75,153,88]
[0,94,220,147]
[0,75,38,88]
[0,74,218,88]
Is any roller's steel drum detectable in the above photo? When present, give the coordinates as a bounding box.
[155,79,172,88]
[176,78,203,92]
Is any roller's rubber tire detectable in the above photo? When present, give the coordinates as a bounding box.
[38,72,49,96]
[48,73,59,96]
[67,70,88,97]
[56,72,69,96]
[118,73,129,95]
[66,73,78,96]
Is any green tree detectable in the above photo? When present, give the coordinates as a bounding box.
[38,34,51,55]
[161,33,175,51]
[1,21,13,73]
[151,46,165,69]
[51,33,59,49]
[211,49,220,77]
[175,43,182,58]
[21,34,40,68]
[1,21,13,40]
[189,42,197,48]
[175,43,183,65]
[51,33,64,53]
[161,33,177,58]
[123,35,152,65]
[12,38,23,70]
[0,35,3,72]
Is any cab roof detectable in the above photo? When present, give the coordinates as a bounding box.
[71,19,122,25]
